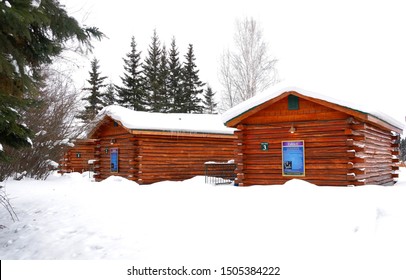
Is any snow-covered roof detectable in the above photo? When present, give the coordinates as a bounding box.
[88,105,235,137]
[222,84,404,132]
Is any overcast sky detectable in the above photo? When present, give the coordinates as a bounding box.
[60,0,406,125]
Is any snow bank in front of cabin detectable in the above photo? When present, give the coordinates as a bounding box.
[94,105,235,135]
[222,82,404,130]
[1,171,406,279]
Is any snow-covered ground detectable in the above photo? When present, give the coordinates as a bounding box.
[2,171,406,279]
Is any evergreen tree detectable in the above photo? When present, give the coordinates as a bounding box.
[0,95,32,161]
[182,44,204,113]
[203,85,217,114]
[116,36,146,111]
[103,83,117,106]
[143,30,163,112]
[0,0,103,160]
[157,45,170,112]
[400,138,406,163]
[167,38,184,113]
[79,58,107,121]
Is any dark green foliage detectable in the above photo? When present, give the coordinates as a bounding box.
[143,30,163,112]
[114,32,206,114]
[79,58,107,121]
[203,85,217,114]
[1,67,83,181]
[157,45,171,112]
[181,44,204,113]
[116,36,146,111]
[0,0,103,97]
[0,0,103,161]
[103,83,117,106]
[400,138,406,162]
[167,38,184,113]
[0,94,32,161]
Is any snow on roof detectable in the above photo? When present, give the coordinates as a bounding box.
[91,105,235,136]
[222,83,404,131]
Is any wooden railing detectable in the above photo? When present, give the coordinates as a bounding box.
[204,162,237,185]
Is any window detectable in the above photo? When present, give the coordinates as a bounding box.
[288,95,299,110]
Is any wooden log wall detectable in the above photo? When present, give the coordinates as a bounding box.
[234,95,400,186]
[93,135,138,182]
[91,118,138,182]
[136,134,235,184]
[236,119,354,186]
[59,140,96,173]
[347,118,399,186]
[235,96,353,186]
[87,116,236,184]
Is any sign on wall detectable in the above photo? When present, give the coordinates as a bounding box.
[110,148,119,173]
[282,140,305,176]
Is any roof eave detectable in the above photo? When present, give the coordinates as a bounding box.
[130,129,236,138]
[225,90,403,134]
[225,91,292,127]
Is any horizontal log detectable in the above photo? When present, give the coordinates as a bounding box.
[364,124,394,138]
[142,137,236,144]
[242,140,348,149]
[244,169,348,176]
[242,157,351,166]
[244,118,351,129]
[243,173,350,181]
[242,125,348,136]
[244,111,348,124]
[345,129,363,136]
[361,174,394,185]
[243,131,347,141]
[139,149,234,156]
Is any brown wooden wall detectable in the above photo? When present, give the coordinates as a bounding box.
[234,95,399,186]
[64,117,236,184]
[91,118,138,181]
[59,140,96,173]
[137,134,235,184]
[347,119,399,185]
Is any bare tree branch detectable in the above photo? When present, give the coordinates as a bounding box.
[0,66,84,181]
[219,17,279,111]
[0,187,19,222]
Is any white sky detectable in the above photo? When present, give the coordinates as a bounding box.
[60,0,406,126]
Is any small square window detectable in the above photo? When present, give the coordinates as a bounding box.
[288,95,299,110]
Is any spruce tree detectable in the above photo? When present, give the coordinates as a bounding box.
[0,0,103,160]
[400,138,406,163]
[168,38,184,113]
[103,83,117,106]
[182,44,204,113]
[203,85,217,114]
[157,45,170,112]
[116,36,146,111]
[143,30,163,112]
[79,58,107,121]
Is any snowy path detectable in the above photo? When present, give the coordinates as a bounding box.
[1,172,406,278]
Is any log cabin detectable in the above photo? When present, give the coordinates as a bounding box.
[60,106,236,184]
[59,139,97,173]
[222,86,403,186]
